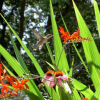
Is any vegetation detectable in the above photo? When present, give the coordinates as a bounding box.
[0,0,100,100]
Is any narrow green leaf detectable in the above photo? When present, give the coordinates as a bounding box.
[93,0,100,38]
[50,0,69,72]
[45,61,55,70]
[69,58,74,77]
[73,1,100,90]
[10,34,29,73]
[3,64,15,76]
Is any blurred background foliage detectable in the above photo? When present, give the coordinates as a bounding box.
[0,0,100,88]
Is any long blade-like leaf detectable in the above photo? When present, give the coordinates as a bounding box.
[93,0,100,38]
[50,0,69,72]
[10,34,29,73]
[73,1,100,90]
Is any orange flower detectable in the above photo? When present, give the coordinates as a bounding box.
[6,74,16,86]
[1,84,11,93]
[81,98,89,100]
[59,26,69,43]
[0,64,6,79]
[0,79,12,98]
[14,79,30,91]
[69,29,92,42]
[59,27,92,43]
[69,29,80,40]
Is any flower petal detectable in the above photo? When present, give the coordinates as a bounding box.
[57,79,63,87]
[64,83,72,94]
[61,75,68,82]
[42,75,51,83]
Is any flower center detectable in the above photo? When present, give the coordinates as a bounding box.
[46,70,55,76]
[55,71,63,77]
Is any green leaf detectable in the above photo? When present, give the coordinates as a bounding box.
[2,63,15,76]
[93,0,100,38]
[50,0,69,72]
[45,61,55,70]
[24,90,40,100]
[69,58,74,77]
[91,86,100,100]
[72,89,81,100]
[73,1,100,90]
[73,79,94,99]
[10,34,29,73]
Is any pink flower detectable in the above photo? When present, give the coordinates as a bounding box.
[42,70,68,87]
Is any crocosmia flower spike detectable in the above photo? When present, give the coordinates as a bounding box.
[69,29,92,42]
[59,26,92,43]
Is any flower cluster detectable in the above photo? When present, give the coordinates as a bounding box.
[59,26,92,43]
[0,64,30,98]
[42,70,68,87]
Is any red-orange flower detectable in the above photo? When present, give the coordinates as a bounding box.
[6,74,16,86]
[59,27,92,43]
[59,26,69,43]
[69,29,80,40]
[1,84,11,93]
[81,98,89,100]
[14,79,30,91]
[0,78,12,98]
[0,64,6,79]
